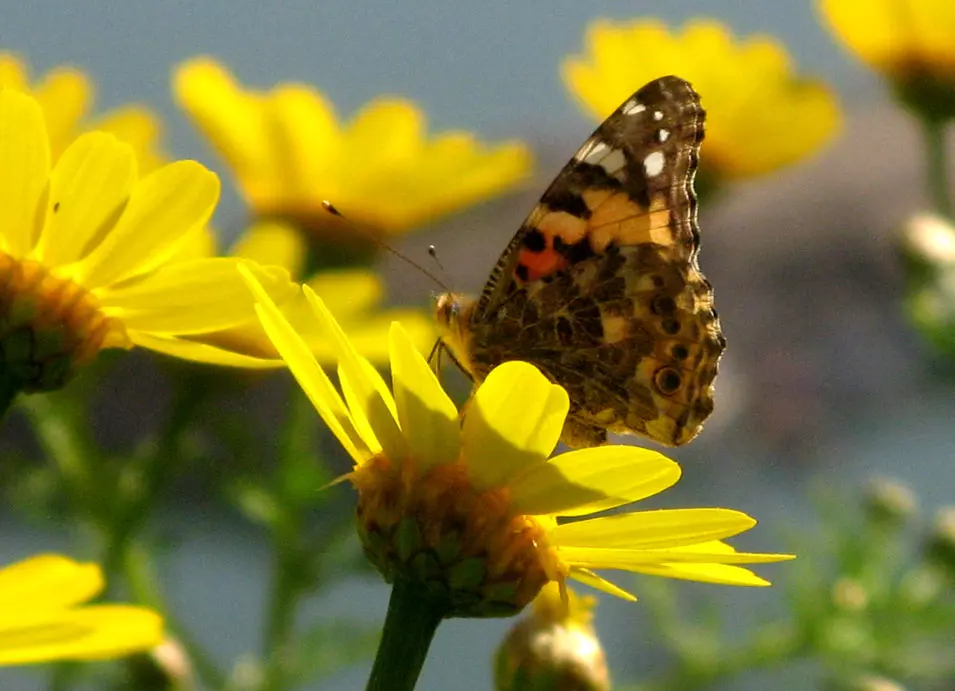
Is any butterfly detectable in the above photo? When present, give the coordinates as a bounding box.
[435,76,724,448]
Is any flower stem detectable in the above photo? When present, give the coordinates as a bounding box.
[365,580,446,691]
[922,116,953,217]
[0,369,21,421]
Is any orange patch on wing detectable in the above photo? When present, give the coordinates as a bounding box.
[517,247,569,281]
[582,190,673,252]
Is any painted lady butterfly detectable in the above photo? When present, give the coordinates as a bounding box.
[435,76,724,448]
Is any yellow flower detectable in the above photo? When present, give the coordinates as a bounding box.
[495,583,610,691]
[0,89,299,395]
[819,0,955,117]
[0,52,165,171]
[242,267,792,617]
[562,19,841,181]
[172,57,533,241]
[0,554,162,665]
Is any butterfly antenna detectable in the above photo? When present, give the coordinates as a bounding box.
[321,200,452,292]
[427,244,455,290]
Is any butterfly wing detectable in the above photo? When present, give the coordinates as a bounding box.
[469,76,724,447]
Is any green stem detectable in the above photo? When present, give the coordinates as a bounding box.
[0,370,21,422]
[366,580,445,691]
[262,393,319,691]
[922,116,953,217]
[20,394,98,517]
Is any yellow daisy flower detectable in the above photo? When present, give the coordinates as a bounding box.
[0,554,162,665]
[0,89,299,401]
[0,52,165,171]
[172,57,533,242]
[818,0,955,118]
[242,267,792,613]
[562,19,841,181]
[495,583,610,691]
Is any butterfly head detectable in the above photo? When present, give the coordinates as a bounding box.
[434,292,478,378]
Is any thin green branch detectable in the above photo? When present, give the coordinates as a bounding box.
[922,116,953,217]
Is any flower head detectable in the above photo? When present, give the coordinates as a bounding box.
[495,583,609,691]
[173,57,533,246]
[0,52,165,171]
[818,0,955,119]
[243,266,791,618]
[0,554,162,665]
[0,89,299,395]
[562,19,840,182]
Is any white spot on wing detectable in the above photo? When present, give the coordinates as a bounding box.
[652,110,664,121]
[643,151,666,177]
[575,139,609,163]
[657,129,670,142]
[576,139,627,175]
[622,99,646,115]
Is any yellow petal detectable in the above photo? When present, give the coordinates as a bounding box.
[558,546,792,568]
[172,58,268,180]
[34,132,136,268]
[509,446,681,517]
[97,258,296,334]
[0,90,50,257]
[346,98,424,172]
[91,105,166,173]
[307,269,383,317]
[627,562,772,587]
[74,161,220,288]
[462,361,567,490]
[32,67,91,155]
[0,556,102,615]
[130,332,282,368]
[303,287,407,462]
[266,85,341,200]
[389,322,460,472]
[551,508,757,549]
[0,53,28,90]
[231,219,306,279]
[0,605,163,665]
[240,264,370,463]
[567,567,637,601]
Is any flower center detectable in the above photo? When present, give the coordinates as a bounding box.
[0,253,130,392]
[353,454,561,617]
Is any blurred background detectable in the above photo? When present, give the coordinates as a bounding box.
[1,1,953,689]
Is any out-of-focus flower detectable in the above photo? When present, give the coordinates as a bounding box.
[172,220,434,363]
[900,213,955,359]
[495,583,609,691]
[243,266,792,618]
[926,506,955,575]
[173,57,533,246]
[0,89,300,397]
[818,0,955,119]
[562,19,840,183]
[0,554,162,665]
[0,52,166,171]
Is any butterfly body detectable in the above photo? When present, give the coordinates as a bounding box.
[435,76,724,448]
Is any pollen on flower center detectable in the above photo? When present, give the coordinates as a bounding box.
[352,453,561,617]
[0,253,130,392]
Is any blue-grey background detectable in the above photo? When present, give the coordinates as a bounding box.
[2,1,954,690]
